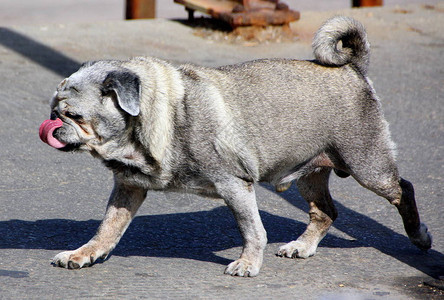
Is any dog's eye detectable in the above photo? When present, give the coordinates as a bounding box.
[65,111,83,121]
[70,86,80,93]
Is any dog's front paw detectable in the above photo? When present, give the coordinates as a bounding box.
[224,258,260,277]
[52,247,106,269]
[276,240,317,259]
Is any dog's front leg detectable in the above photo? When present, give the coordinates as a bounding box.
[215,177,267,277]
[52,181,147,269]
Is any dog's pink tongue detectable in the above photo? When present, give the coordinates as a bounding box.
[39,118,67,149]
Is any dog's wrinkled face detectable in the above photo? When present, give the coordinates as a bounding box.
[39,62,141,153]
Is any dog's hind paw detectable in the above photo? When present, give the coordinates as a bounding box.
[276,240,317,259]
[409,222,432,251]
[224,258,260,277]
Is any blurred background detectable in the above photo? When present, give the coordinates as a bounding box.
[0,0,440,26]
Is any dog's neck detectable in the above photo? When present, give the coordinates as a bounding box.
[90,137,173,189]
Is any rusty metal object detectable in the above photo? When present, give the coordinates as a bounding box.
[126,0,156,19]
[174,0,300,27]
[352,0,383,7]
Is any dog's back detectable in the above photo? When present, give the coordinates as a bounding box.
[191,17,376,182]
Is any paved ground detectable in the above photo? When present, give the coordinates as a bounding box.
[0,2,443,299]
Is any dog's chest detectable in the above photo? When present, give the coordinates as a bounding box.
[102,158,165,189]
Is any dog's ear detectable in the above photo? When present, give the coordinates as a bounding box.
[102,70,141,116]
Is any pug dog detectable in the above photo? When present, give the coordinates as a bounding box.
[39,16,432,276]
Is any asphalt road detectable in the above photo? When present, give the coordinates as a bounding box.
[0,3,443,299]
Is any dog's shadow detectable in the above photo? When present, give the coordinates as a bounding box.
[0,185,442,278]
[0,206,313,267]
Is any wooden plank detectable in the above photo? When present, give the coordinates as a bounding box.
[174,0,238,16]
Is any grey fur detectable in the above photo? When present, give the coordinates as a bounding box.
[46,16,431,277]
[313,16,370,75]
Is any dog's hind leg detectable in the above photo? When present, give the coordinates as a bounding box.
[277,168,337,259]
[347,157,432,251]
[335,117,433,250]
[395,178,432,250]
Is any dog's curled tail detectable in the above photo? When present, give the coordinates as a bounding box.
[312,16,370,75]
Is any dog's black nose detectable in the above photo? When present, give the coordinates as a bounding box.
[50,111,58,120]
